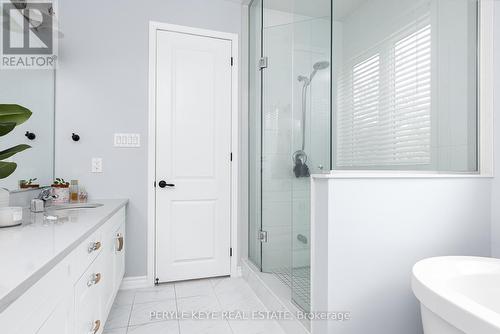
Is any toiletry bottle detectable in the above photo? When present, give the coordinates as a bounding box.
[78,186,88,203]
[70,180,79,202]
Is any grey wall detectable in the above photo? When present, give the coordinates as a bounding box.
[55,0,242,277]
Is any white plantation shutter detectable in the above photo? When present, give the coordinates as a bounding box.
[337,22,432,168]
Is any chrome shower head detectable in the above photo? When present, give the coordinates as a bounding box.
[313,61,330,71]
[309,61,330,82]
[297,61,330,87]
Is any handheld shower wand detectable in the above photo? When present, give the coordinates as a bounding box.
[293,61,330,178]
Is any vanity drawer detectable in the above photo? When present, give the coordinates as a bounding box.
[71,229,103,281]
[71,208,125,281]
[75,250,106,334]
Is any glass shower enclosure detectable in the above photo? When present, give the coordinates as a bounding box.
[248,0,332,312]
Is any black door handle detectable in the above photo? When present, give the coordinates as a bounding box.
[158,180,175,188]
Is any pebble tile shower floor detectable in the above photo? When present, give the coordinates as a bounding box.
[103,277,286,334]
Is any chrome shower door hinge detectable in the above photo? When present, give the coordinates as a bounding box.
[258,57,268,70]
[258,230,268,243]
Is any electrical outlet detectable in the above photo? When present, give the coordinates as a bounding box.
[91,158,103,173]
[114,133,140,147]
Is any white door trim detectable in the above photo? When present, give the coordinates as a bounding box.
[148,21,239,286]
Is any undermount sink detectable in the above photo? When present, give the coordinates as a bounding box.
[47,203,103,210]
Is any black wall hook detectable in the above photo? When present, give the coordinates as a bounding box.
[25,131,36,140]
[72,133,80,142]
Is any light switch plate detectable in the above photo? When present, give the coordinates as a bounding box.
[91,158,103,173]
[114,133,140,147]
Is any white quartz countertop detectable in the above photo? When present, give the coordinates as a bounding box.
[0,199,128,313]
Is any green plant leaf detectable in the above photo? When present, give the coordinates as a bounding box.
[0,104,32,128]
[0,161,17,179]
[0,144,31,161]
[0,122,16,136]
[0,105,32,181]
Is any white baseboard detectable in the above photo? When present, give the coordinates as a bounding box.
[231,265,243,278]
[120,275,151,290]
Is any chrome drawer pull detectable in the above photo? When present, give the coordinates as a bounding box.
[116,233,124,252]
[87,273,102,287]
[87,241,101,253]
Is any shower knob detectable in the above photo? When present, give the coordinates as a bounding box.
[318,164,324,170]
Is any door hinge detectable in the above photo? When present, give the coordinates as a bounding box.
[230,247,233,257]
[258,230,268,243]
[258,57,268,70]
[155,277,159,285]
[231,57,234,66]
[230,152,233,161]
[153,181,156,187]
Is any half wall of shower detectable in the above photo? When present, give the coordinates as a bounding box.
[248,0,331,312]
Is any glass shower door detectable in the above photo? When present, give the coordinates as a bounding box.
[260,1,332,312]
[248,0,331,313]
[248,0,263,270]
[260,7,294,280]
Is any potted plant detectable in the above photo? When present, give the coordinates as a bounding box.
[19,178,39,189]
[0,105,32,179]
[51,178,70,204]
[52,178,69,188]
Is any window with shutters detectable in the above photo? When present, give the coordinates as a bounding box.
[333,0,480,173]
[337,23,432,168]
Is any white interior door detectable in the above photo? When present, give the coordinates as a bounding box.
[155,29,232,283]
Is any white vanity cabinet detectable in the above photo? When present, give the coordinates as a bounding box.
[3,262,75,334]
[0,204,126,334]
[75,251,107,334]
[75,207,126,334]
[36,294,73,334]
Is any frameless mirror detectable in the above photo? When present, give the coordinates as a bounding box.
[0,70,55,191]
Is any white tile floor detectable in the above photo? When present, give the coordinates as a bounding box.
[103,277,286,334]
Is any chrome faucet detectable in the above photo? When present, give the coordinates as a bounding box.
[37,188,57,204]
